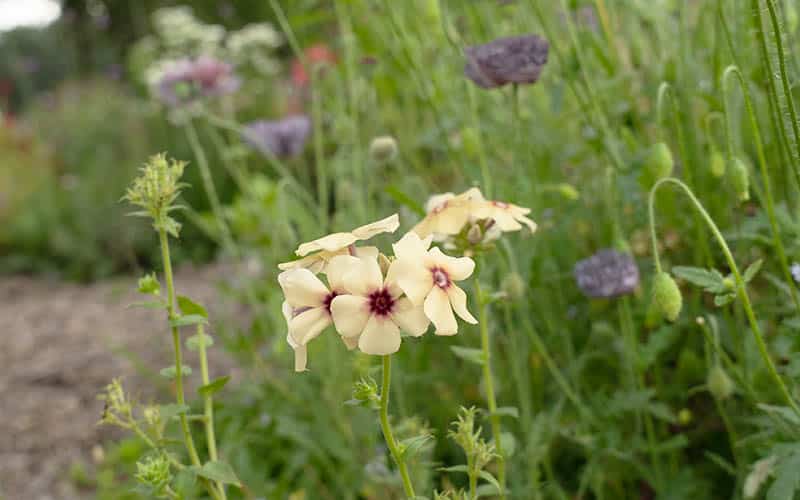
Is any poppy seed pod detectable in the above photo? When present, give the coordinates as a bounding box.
[707,364,735,400]
[651,272,682,322]
[710,150,726,178]
[369,136,398,164]
[729,156,750,202]
[464,34,549,89]
[646,142,674,182]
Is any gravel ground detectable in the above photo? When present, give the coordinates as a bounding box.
[0,264,237,500]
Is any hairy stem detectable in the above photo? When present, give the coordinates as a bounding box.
[379,355,416,498]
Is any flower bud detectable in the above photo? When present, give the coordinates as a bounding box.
[134,454,173,492]
[729,156,750,202]
[502,272,526,300]
[646,142,674,182]
[710,150,726,178]
[707,364,735,400]
[369,135,398,164]
[557,183,580,201]
[466,224,483,245]
[651,272,682,322]
[137,273,161,295]
[348,377,380,409]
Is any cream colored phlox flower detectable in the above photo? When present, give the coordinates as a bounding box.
[412,187,537,240]
[278,256,358,371]
[328,255,430,355]
[391,232,477,335]
[278,214,399,272]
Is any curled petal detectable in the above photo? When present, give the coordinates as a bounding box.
[358,314,402,355]
[351,213,400,239]
[297,232,358,256]
[278,268,329,307]
[288,306,330,345]
[429,247,475,282]
[391,297,430,337]
[448,285,477,324]
[330,294,371,338]
[424,287,458,335]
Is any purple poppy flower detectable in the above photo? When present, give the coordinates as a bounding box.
[574,249,640,298]
[242,115,312,158]
[156,56,240,107]
[464,35,549,89]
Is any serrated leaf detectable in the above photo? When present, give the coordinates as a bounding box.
[196,461,242,487]
[400,434,433,461]
[170,314,208,328]
[743,259,764,283]
[159,404,190,420]
[758,404,800,425]
[198,376,230,397]
[490,407,520,419]
[450,346,485,365]
[186,333,214,351]
[177,295,208,318]
[714,294,736,307]
[126,301,167,310]
[160,365,192,379]
[673,266,725,290]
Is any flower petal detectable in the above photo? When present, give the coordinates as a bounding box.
[330,294,370,338]
[391,297,430,337]
[297,232,358,256]
[358,314,402,355]
[355,246,379,260]
[325,255,363,292]
[288,306,330,345]
[278,253,323,271]
[424,287,458,335]
[425,192,455,213]
[392,231,432,262]
[351,213,400,239]
[286,332,308,372]
[395,264,433,306]
[343,256,384,295]
[278,268,329,307]
[429,247,475,282]
[448,285,477,324]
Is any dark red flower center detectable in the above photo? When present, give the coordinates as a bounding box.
[431,267,451,289]
[323,291,339,314]
[368,288,395,317]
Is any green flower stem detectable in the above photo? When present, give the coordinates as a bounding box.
[721,65,800,313]
[159,229,223,500]
[197,324,226,500]
[474,277,506,500]
[467,84,492,198]
[649,178,800,416]
[310,69,329,230]
[468,453,478,500]
[379,355,415,499]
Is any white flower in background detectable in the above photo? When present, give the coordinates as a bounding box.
[278,214,400,273]
[791,262,800,284]
[743,456,776,499]
[329,255,430,355]
[391,232,477,335]
[153,6,225,57]
[228,23,283,54]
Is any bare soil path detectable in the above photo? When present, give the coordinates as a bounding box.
[0,264,235,500]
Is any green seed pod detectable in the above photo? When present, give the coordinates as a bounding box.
[557,183,580,201]
[651,271,682,322]
[707,364,735,400]
[646,142,674,181]
[710,150,726,178]
[502,272,527,300]
[369,135,398,164]
[729,156,750,202]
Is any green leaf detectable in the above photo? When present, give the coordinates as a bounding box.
[384,185,425,216]
[476,484,500,497]
[478,470,502,493]
[768,451,800,500]
[177,295,208,318]
[714,294,736,307]
[758,404,800,425]
[490,406,520,419]
[186,333,214,351]
[400,434,434,461]
[743,259,764,283]
[160,365,192,379]
[196,461,242,487]
[672,266,725,290]
[126,300,167,310]
[198,376,231,397]
[438,465,470,474]
[169,314,208,328]
[450,346,485,365]
[498,431,516,457]
[159,404,190,420]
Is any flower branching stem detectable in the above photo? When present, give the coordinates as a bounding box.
[648,178,800,416]
[379,355,416,499]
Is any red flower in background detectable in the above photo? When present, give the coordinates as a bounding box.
[291,44,337,88]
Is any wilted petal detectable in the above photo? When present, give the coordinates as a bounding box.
[464,35,549,89]
[448,285,477,324]
[297,232,358,256]
[391,297,430,337]
[278,268,328,307]
[424,287,458,335]
[330,294,370,338]
[358,314,402,355]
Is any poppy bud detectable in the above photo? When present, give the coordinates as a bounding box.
[729,156,750,202]
[369,135,398,164]
[710,150,726,178]
[707,364,735,400]
[651,271,682,322]
[646,142,674,182]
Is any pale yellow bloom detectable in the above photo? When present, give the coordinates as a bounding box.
[279,214,399,272]
[328,255,430,355]
[282,302,307,372]
[472,200,537,233]
[391,232,477,335]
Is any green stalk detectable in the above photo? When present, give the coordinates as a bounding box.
[721,65,800,313]
[474,277,506,499]
[649,178,800,416]
[310,69,329,230]
[379,355,416,499]
[197,324,225,499]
